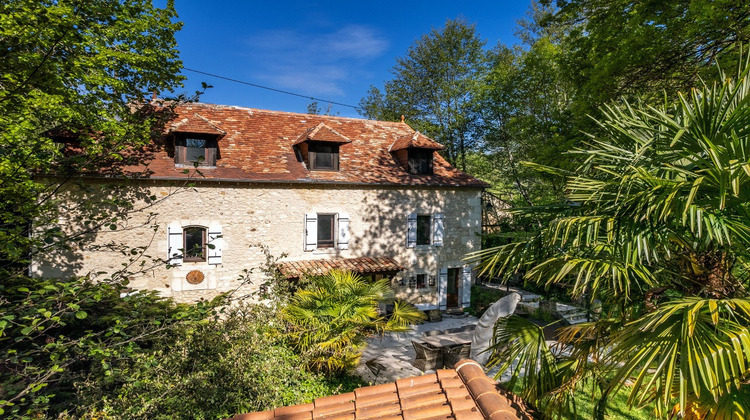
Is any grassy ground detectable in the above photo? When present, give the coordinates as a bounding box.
[568,385,653,419]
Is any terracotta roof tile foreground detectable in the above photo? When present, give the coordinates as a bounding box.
[278,257,404,278]
[232,360,537,420]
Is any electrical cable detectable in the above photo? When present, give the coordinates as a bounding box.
[182,67,360,110]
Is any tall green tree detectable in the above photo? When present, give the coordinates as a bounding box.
[0,0,185,274]
[470,58,750,418]
[545,0,750,120]
[359,18,487,170]
[0,1,192,417]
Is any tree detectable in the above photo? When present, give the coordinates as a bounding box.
[0,1,191,416]
[544,0,750,120]
[470,58,750,418]
[359,18,487,170]
[283,270,425,374]
[0,0,185,275]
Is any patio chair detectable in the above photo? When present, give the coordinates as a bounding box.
[442,343,472,369]
[411,340,443,371]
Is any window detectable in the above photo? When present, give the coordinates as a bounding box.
[407,213,444,248]
[304,213,349,251]
[407,149,433,175]
[416,273,427,289]
[317,214,335,248]
[167,223,223,266]
[308,142,339,171]
[416,215,431,245]
[183,227,206,262]
[174,136,218,166]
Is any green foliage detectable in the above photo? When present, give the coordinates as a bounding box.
[466,284,507,317]
[76,304,359,420]
[0,275,219,418]
[359,18,487,170]
[0,0,186,273]
[472,57,750,417]
[284,270,425,374]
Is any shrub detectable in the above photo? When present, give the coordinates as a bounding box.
[76,304,352,419]
[284,270,425,374]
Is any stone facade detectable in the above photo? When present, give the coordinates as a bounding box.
[32,179,482,308]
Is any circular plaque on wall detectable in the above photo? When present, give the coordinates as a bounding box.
[186,270,205,285]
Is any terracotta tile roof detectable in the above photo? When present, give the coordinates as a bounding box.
[278,257,404,278]
[232,360,536,420]
[168,112,227,135]
[123,103,487,188]
[293,122,352,145]
[390,131,445,152]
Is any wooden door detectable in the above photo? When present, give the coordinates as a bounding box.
[447,268,460,307]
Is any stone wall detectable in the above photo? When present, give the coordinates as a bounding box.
[31,180,482,306]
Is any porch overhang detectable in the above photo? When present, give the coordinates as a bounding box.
[278,257,404,279]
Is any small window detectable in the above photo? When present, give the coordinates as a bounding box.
[183,227,206,262]
[175,136,218,166]
[317,214,336,248]
[416,215,431,245]
[309,142,339,171]
[408,149,433,175]
[416,274,427,289]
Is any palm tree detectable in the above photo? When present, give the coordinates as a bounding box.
[469,58,750,418]
[283,270,425,374]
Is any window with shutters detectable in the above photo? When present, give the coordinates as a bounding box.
[407,213,444,248]
[304,213,349,251]
[167,223,223,266]
[174,135,218,166]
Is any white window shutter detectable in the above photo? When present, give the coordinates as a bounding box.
[407,212,417,248]
[462,265,473,307]
[337,213,350,250]
[438,268,448,310]
[433,213,444,246]
[304,213,317,251]
[207,223,223,265]
[167,223,183,265]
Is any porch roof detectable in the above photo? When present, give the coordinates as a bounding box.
[278,257,404,278]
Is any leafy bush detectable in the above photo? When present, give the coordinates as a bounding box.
[76,304,354,419]
[0,275,217,418]
[284,270,425,374]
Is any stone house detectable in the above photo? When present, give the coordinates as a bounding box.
[32,103,487,310]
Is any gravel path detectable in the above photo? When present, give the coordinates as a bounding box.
[355,314,480,384]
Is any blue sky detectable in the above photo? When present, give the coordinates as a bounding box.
[174,1,532,118]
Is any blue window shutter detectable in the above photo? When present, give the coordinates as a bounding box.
[407,212,417,248]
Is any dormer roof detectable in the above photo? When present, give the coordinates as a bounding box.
[389,131,444,152]
[169,112,226,135]
[293,122,352,145]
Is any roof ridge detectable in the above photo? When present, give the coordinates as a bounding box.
[180,101,410,125]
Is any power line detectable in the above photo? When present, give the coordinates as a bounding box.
[182,67,360,110]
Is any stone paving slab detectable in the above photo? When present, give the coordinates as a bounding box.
[355,314,479,384]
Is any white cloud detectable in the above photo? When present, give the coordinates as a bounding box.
[242,25,387,97]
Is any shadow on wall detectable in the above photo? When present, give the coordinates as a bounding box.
[31,177,181,281]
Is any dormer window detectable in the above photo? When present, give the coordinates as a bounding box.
[309,142,340,171]
[389,131,444,176]
[408,149,434,175]
[294,123,351,172]
[174,135,218,166]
